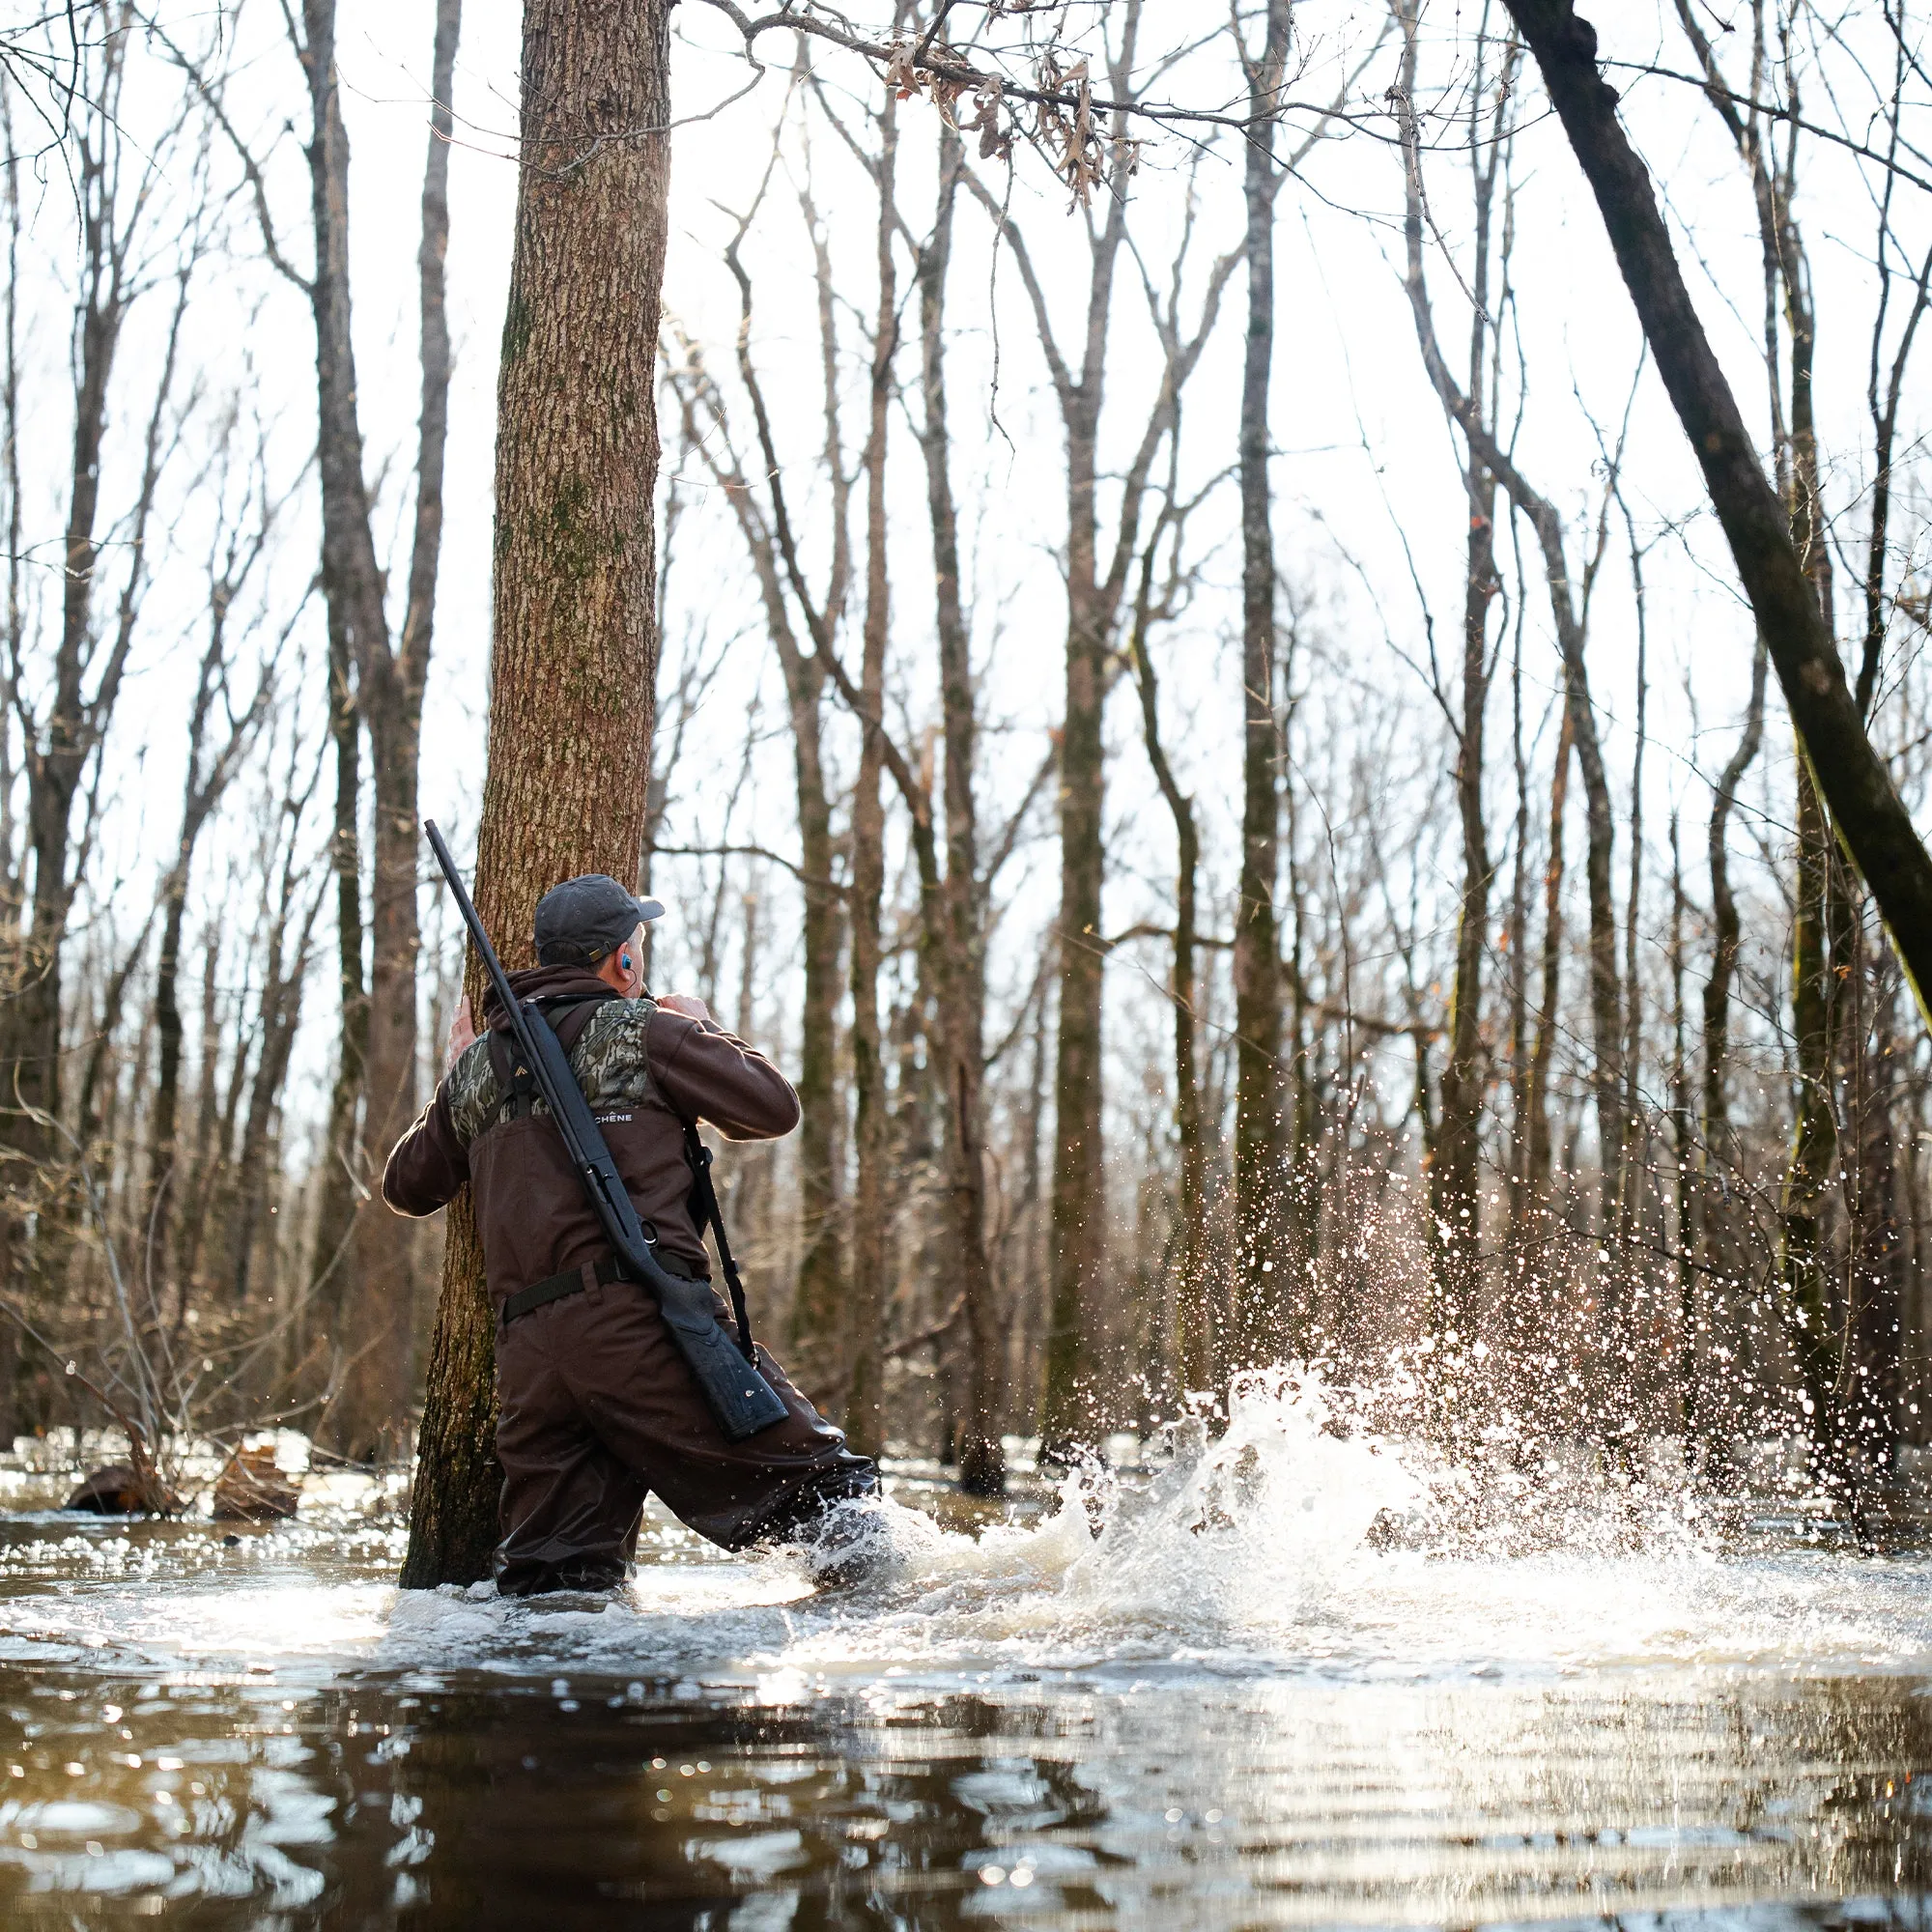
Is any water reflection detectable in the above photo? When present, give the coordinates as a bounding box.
[7,1394,1932,1928]
[6,1655,1932,1926]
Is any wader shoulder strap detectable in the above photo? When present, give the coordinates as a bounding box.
[487,1032,539,1121]
[486,994,614,1121]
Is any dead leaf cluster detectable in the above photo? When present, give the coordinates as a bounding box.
[880,38,1019,164]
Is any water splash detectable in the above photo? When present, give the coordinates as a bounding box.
[1058,1368,1424,1626]
[6,1369,1929,1689]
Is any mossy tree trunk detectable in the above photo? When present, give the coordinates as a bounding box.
[1229,0,1290,1369]
[402,0,668,1587]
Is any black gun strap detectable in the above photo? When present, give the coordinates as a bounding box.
[488,995,611,1121]
[682,1120,756,1360]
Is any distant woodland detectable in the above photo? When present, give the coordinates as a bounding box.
[6,0,1932,1517]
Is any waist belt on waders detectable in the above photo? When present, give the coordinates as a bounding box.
[500,1246,703,1327]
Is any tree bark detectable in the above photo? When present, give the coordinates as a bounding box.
[402,0,668,1588]
[843,78,897,1460]
[1503,0,1932,1022]
[916,126,1004,1494]
[323,0,462,1460]
[298,0,383,1389]
[1229,0,1291,1369]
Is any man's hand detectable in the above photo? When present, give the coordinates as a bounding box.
[657,992,713,1025]
[445,995,477,1070]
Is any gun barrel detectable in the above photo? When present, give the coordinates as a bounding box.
[423,821,522,1024]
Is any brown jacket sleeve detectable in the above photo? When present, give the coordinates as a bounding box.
[382,1084,470,1217]
[646,1011,801,1141]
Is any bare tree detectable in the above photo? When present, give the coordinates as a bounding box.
[288,0,463,1460]
[405,0,669,1586]
[1229,0,1293,1368]
[0,16,207,1435]
[142,425,290,1321]
[1395,22,1627,1271]
[1390,3,1520,1346]
[960,8,1241,1450]
[1502,0,1932,1025]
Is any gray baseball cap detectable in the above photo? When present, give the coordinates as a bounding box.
[533,873,667,966]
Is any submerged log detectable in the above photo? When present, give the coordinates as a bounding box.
[212,1446,301,1521]
[64,1463,183,1516]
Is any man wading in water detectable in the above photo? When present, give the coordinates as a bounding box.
[384,873,878,1596]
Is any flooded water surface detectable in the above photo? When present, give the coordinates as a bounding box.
[3,1384,1932,1928]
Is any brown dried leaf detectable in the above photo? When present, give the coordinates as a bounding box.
[213,1445,301,1522]
[883,43,923,100]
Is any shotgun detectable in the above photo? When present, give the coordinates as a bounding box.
[423,820,788,1442]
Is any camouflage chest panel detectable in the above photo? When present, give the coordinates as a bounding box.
[447,997,663,1147]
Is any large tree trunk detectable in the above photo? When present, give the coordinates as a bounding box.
[1229,0,1291,1371]
[1503,0,1932,1020]
[402,0,668,1588]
